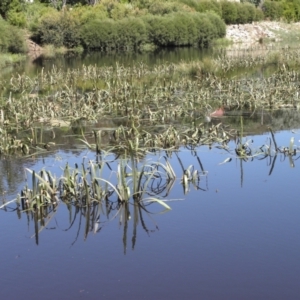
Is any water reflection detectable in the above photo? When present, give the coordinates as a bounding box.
[2,126,300,251]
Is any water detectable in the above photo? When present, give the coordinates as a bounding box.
[8,47,211,77]
[1,126,300,299]
[1,49,300,299]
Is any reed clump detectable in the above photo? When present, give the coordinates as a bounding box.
[1,48,300,158]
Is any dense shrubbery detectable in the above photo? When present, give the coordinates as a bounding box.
[81,11,224,49]
[81,17,147,49]
[262,0,300,22]
[0,16,26,54]
[220,1,263,24]
[3,0,300,54]
[34,11,81,48]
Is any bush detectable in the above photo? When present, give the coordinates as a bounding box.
[221,1,238,24]
[69,4,108,25]
[80,19,117,49]
[81,17,147,50]
[237,3,250,23]
[262,0,284,20]
[145,12,225,47]
[6,10,26,27]
[115,18,148,49]
[197,0,222,16]
[254,7,264,21]
[36,11,81,48]
[0,17,26,53]
[192,13,218,46]
[206,11,226,37]
[146,15,177,46]
[282,0,300,22]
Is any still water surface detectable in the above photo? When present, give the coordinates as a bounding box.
[1,128,300,299]
[1,50,300,299]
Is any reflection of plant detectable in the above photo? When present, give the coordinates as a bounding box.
[4,154,181,246]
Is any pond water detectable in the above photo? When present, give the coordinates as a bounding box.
[1,50,300,299]
[1,122,300,299]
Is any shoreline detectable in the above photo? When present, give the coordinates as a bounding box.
[226,21,300,47]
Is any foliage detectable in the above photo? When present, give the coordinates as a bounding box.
[262,0,284,20]
[0,17,27,54]
[81,11,225,50]
[261,0,300,22]
[147,0,194,15]
[35,11,81,48]
[81,18,148,50]
[242,0,262,7]
[196,0,222,16]
[206,11,226,38]
[80,19,118,49]
[220,1,238,24]
[69,3,108,25]
[0,0,23,19]
[145,12,222,47]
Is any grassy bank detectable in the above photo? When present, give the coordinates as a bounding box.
[0,53,26,68]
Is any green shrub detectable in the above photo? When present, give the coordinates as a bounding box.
[197,0,222,16]
[148,1,178,15]
[237,3,250,23]
[262,0,284,20]
[70,4,108,25]
[81,18,148,50]
[145,11,224,47]
[174,13,199,45]
[0,0,22,19]
[0,17,26,53]
[25,3,58,32]
[206,11,226,37]
[221,1,238,24]
[36,11,81,48]
[80,19,117,49]
[282,0,300,22]
[115,18,147,49]
[243,2,257,22]
[192,13,217,47]
[146,15,177,46]
[6,10,26,27]
[254,7,264,21]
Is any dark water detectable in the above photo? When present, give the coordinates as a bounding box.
[10,47,211,77]
[1,127,300,299]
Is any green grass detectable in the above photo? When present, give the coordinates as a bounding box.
[0,53,26,68]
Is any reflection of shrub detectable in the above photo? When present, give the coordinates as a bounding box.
[36,12,81,48]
